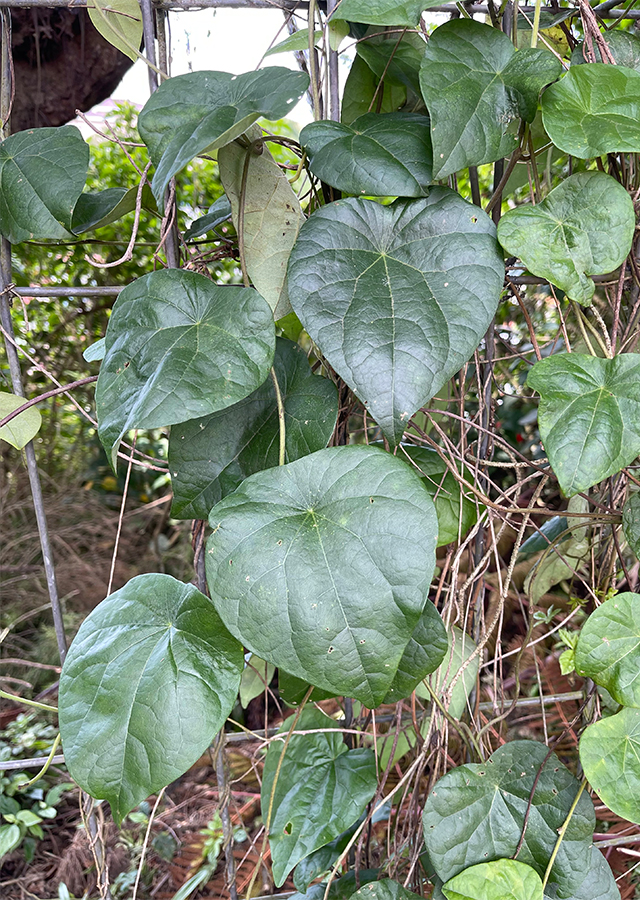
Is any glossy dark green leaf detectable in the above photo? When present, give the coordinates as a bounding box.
[350,882,421,900]
[138,68,309,206]
[497,172,634,306]
[278,670,337,706]
[71,183,156,234]
[219,127,304,318]
[400,445,478,546]
[206,446,438,707]
[382,601,448,703]
[168,338,337,520]
[579,707,640,824]
[541,64,640,158]
[0,391,42,450]
[288,193,503,444]
[289,871,380,900]
[443,860,544,900]
[184,196,232,241]
[262,708,377,886]
[293,820,361,892]
[423,740,595,898]
[341,55,407,127]
[574,592,640,706]
[96,269,275,468]
[543,849,619,900]
[519,516,568,557]
[357,29,426,97]
[420,20,561,179]
[58,574,243,825]
[300,112,432,198]
[527,353,640,496]
[0,125,89,243]
[329,0,438,25]
[623,492,640,559]
[571,31,640,70]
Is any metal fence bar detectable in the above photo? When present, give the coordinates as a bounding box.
[13,286,123,296]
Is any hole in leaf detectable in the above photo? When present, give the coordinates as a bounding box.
[284,822,293,835]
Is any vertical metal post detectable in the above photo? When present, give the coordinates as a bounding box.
[140,0,159,93]
[325,0,340,121]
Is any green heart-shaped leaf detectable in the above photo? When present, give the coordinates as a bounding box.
[87,0,142,61]
[497,172,634,306]
[219,127,304,319]
[579,707,640,824]
[571,31,640,70]
[419,20,561,179]
[423,740,595,897]
[0,391,42,450]
[623,492,640,559]
[575,592,640,706]
[293,820,362,892]
[96,269,275,468]
[542,63,640,158]
[356,29,426,97]
[58,574,243,825]
[542,849,618,900]
[300,112,432,198]
[527,353,640,496]
[382,601,448,703]
[168,338,337,520]
[443,860,544,900]
[0,125,89,243]
[138,68,309,206]
[205,445,439,707]
[263,708,377,886]
[287,192,503,444]
[329,0,439,25]
[71,183,156,234]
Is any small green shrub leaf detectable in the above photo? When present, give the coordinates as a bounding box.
[420,20,561,179]
[423,740,595,897]
[497,172,635,307]
[0,126,89,243]
[87,0,142,61]
[96,269,275,468]
[290,871,380,900]
[527,353,640,496]
[218,127,305,319]
[58,574,244,825]
[287,192,504,444]
[0,391,42,450]
[623,492,640,559]
[206,446,438,707]
[329,0,439,25]
[300,112,432,198]
[138,68,309,206]
[0,823,22,859]
[262,708,377,887]
[542,64,640,157]
[574,592,640,706]
[168,338,337,520]
[383,601,448,703]
[579,707,640,824]
[442,860,544,900]
[265,28,323,56]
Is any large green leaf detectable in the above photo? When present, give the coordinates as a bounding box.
[423,740,595,898]
[571,31,640,70]
[287,192,503,444]
[341,55,407,127]
[574,592,640,706]
[205,446,438,707]
[541,64,640,158]
[0,125,89,243]
[96,269,275,468]
[579,706,640,824]
[401,445,478,546]
[58,574,243,825]
[623,492,640,559]
[527,353,640,496]
[87,0,142,61]
[542,849,619,900]
[497,172,634,307]
[293,820,362,892]
[382,601,448,703]
[168,338,337,520]
[420,626,479,718]
[262,708,377,886]
[419,20,561,179]
[329,0,437,25]
[300,112,432,198]
[218,127,304,319]
[443,860,544,900]
[138,68,309,206]
[0,391,42,450]
[357,29,426,97]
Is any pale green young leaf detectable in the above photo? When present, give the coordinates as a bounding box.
[265,28,322,56]
[239,656,275,709]
[330,0,441,26]
[579,707,640,824]
[575,592,640,706]
[443,860,544,900]
[87,0,142,62]
[0,392,42,450]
